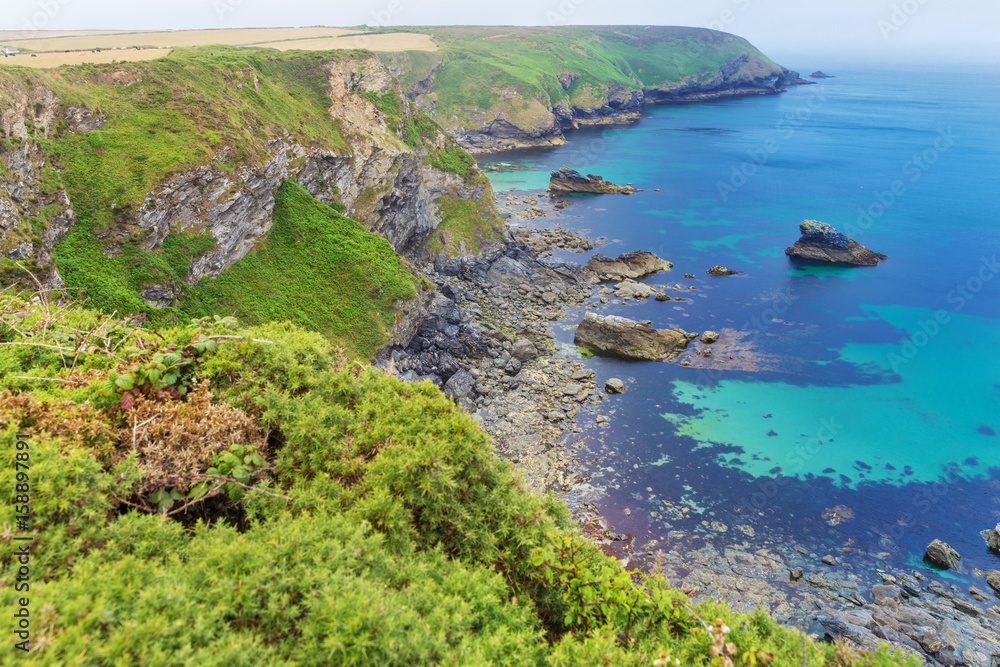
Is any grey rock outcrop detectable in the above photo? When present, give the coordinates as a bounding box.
[585,251,672,282]
[785,220,887,267]
[981,524,1000,554]
[925,539,961,571]
[574,312,691,361]
[605,378,626,394]
[548,167,640,195]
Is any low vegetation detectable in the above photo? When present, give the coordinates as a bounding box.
[0,286,918,665]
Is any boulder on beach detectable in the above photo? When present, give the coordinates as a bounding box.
[924,539,961,570]
[548,166,640,195]
[785,220,887,266]
[575,312,691,361]
[585,251,672,281]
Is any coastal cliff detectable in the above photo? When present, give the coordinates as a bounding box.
[0,47,501,353]
[379,26,811,153]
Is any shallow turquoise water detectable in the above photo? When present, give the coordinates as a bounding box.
[485,63,1000,573]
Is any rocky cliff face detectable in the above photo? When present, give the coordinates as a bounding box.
[0,53,498,296]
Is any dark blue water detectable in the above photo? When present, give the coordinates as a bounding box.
[486,64,1000,580]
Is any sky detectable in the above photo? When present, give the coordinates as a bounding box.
[4,0,998,64]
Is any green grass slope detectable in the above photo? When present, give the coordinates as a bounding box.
[183,181,415,358]
[0,293,917,666]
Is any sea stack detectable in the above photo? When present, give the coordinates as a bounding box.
[548,166,640,195]
[785,220,887,266]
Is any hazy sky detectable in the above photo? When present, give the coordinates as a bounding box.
[4,0,998,64]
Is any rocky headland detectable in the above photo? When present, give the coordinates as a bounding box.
[785,220,888,266]
[548,166,641,195]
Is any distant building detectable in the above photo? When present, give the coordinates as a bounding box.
[1,49,20,56]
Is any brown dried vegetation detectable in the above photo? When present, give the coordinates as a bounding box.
[112,380,265,492]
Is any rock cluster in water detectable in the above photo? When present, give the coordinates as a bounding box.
[548,166,640,195]
[785,220,887,266]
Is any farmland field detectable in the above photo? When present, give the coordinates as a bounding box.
[1,48,172,68]
[251,32,438,52]
[0,27,362,52]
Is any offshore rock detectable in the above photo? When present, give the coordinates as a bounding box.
[924,539,961,571]
[574,312,690,361]
[981,524,1000,554]
[585,250,672,281]
[548,167,640,195]
[707,265,740,276]
[785,220,887,266]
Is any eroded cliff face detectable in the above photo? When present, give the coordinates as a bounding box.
[0,53,497,297]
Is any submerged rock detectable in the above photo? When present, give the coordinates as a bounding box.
[785,220,887,266]
[548,166,640,195]
[575,312,691,361]
[585,251,672,281]
[924,539,961,570]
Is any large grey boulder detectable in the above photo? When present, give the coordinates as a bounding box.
[585,251,672,282]
[981,523,1000,554]
[575,312,691,361]
[443,369,475,401]
[924,539,961,570]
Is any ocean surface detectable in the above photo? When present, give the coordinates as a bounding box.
[484,64,1000,584]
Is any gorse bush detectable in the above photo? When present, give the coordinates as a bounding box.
[0,292,918,665]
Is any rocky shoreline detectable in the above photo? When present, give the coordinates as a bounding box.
[377,192,1000,667]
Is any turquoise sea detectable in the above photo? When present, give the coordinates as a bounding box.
[485,64,1000,581]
